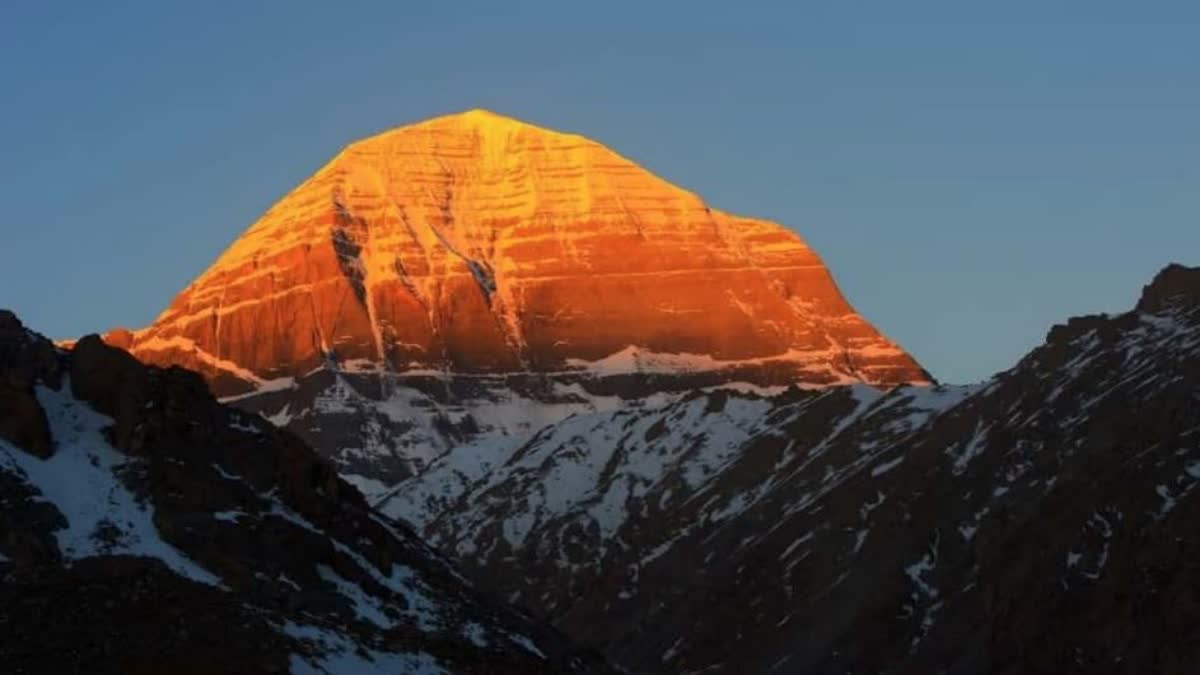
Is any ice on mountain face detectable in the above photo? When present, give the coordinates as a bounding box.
[213,510,246,523]
[947,421,990,475]
[852,529,870,553]
[284,621,448,675]
[286,371,633,513]
[258,489,443,631]
[264,403,297,427]
[275,348,936,538]
[869,384,978,437]
[501,631,547,659]
[1186,462,1200,480]
[317,564,398,629]
[898,531,946,651]
[461,622,488,648]
[905,554,938,600]
[229,419,263,435]
[375,382,665,528]
[562,346,866,384]
[204,460,446,633]
[379,433,555,529]
[0,384,222,586]
[312,375,360,416]
[210,463,244,482]
[440,392,776,556]
[780,531,815,562]
[902,530,942,624]
[871,456,904,477]
[859,491,886,519]
[431,381,975,608]
[342,473,390,498]
[1148,459,1200,522]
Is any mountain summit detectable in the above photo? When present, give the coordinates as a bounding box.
[90,111,931,496]
[120,109,927,394]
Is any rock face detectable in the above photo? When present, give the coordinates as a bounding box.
[122,109,926,392]
[0,312,610,674]
[93,109,928,499]
[419,264,1200,674]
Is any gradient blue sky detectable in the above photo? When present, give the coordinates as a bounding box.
[1,1,1196,383]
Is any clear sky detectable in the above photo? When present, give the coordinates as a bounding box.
[1,1,1196,383]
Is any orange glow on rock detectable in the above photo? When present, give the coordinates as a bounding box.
[112,110,928,392]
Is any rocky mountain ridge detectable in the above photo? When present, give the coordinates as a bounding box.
[0,310,609,674]
[413,263,1200,674]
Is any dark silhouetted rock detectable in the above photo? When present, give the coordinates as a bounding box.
[0,315,612,674]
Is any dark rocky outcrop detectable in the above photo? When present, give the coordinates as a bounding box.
[0,311,57,458]
[1137,262,1200,313]
[0,315,611,674]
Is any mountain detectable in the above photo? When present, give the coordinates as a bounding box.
[418,264,1200,673]
[60,109,1200,673]
[0,311,609,674]
[97,109,928,496]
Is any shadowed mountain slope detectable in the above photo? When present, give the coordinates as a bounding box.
[0,310,610,674]
[421,264,1200,674]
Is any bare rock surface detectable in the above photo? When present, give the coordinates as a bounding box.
[120,109,925,392]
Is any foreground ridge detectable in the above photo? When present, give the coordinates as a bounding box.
[418,264,1200,673]
[0,310,609,674]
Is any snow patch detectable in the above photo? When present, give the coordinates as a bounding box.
[461,622,488,648]
[0,385,222,586]
[503,631,547,659]
[284,621,448,675]
[871,456,904,477]
[317,564,397,629]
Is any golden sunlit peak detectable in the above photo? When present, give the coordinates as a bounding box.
[335,108,598,170]
[356,108,591,148]
[133,98,931,393]
[455,107,515,122]
[413,108,537,133]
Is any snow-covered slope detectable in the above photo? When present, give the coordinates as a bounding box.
[232,365,633,502]
[414,264,1200,674]
[0,385,222,585]
[0,311,609,674]
[420,383,972,624]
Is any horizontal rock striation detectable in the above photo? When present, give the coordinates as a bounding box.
[115,109,927,396]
